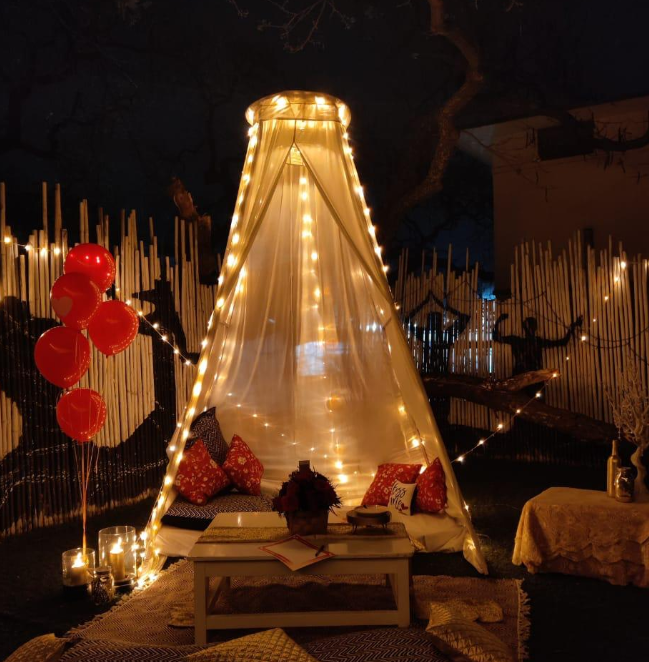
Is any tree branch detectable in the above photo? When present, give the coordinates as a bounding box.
[382,0,483,243]
[424,374,616,444]
[543,109,649,153]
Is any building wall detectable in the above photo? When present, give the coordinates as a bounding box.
[459,97,649,293]
[493,145,649,291]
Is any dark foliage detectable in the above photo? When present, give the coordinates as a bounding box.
[272,466,342,514]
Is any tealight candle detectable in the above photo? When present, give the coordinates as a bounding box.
[109,538,126,581]
[98,526,138,585]
[69,552,89,586]
[62,547,95,588]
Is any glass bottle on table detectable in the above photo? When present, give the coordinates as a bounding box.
[607,439,620,497]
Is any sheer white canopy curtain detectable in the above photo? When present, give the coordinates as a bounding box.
[144,91,486,574]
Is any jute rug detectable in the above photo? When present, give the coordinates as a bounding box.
[67,560,529,661]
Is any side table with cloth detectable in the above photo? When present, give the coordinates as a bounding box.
[513,487,649,587]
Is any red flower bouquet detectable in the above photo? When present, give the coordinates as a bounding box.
[273,467,342,535]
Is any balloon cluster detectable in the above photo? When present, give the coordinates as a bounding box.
[34,244,139,442]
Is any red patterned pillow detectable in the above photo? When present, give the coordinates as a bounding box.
[174,439,230,505]
[415,458,447,513]
[362,463,422,506]
[222,435,264,496]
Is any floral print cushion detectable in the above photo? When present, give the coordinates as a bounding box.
[361,463,422,506]
[222,434,264,496]
[415,457,447,513]
[174,440,230,505]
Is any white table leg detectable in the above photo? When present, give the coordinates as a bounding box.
[194,563,208,645]
[395,561,410,627]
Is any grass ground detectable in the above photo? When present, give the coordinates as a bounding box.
[1,460,647,661]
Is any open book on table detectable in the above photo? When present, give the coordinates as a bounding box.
[259,535,335,571]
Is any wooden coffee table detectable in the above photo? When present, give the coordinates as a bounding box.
[188,511,414,645]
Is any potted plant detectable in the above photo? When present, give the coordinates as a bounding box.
[273,466,342,535]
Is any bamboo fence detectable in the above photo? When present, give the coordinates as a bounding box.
[394,236,649,462]
[1,182,646,535]
[0,183,216,536]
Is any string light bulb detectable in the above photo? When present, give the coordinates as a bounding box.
[453,373,560,464]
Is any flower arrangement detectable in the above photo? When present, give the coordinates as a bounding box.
[272,466,342,516]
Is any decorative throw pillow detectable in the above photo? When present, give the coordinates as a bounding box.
[415,457,447,513]
[187,407,229,465]
[4,634,68,662]
[388,480,417,516]
[426,603,514,662]
[414,598,504,623]
[174,439,230,505]
[186,628,318,662]
[362,463,422,506]
[222,434,264,496]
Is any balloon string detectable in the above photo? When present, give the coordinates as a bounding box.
[85,442,96,540]
[72,441,83,504]
[81,442,86,552]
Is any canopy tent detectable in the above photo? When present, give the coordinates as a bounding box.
[143,91,486,574]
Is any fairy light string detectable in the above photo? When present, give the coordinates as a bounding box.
[453,370,561,464]
[1,237,199,367]
[127,303,197,367]
[2,236,63,256]
[136,94,400,576]
[401,257,649,354]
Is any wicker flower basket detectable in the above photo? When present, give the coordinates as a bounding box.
[285,509,329,536]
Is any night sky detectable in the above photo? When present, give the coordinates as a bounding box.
[1,0,648,274]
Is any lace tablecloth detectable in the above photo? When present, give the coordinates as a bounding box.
[513,487,649,587]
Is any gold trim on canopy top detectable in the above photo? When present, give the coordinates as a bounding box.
[246,91,351,128]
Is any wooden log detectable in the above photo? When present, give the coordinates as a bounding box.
[423,375,615,443]
[484,369,558,392]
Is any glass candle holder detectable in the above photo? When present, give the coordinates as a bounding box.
[614,467,635,503]
[62,547,95,587]
[98,526,137,584]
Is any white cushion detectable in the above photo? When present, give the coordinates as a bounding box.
[388,480,417,516]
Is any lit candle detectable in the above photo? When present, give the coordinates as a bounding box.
[110,537,126,581]
[68,552,89,586]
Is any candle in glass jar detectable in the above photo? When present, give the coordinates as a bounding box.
[68,552,89,586]
[109,537,126,581]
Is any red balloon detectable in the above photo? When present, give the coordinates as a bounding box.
[50,273,102,330]
[57,389,107,442]
[34,327,91,388]
[88,300,139,356]
[64,243,116,292]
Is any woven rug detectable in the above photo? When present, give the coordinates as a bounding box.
[67,560,529,661]
[197,522,408,544]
